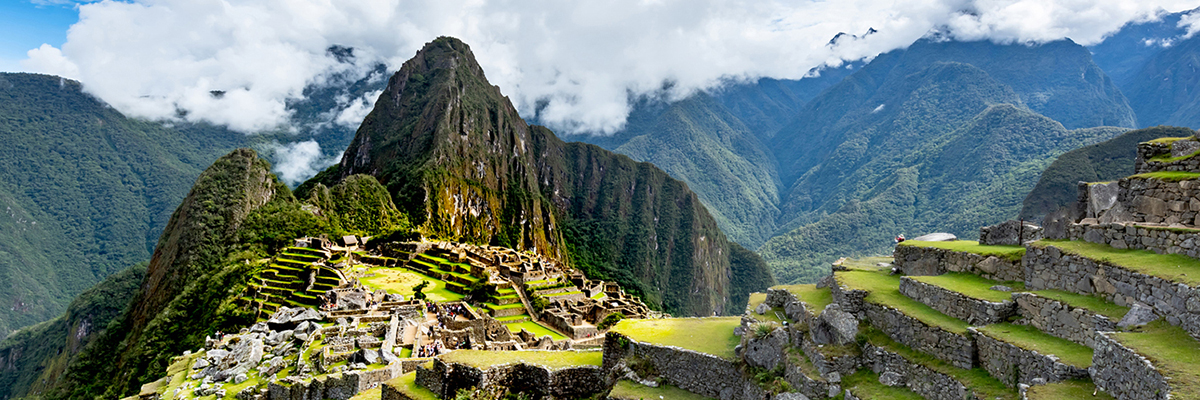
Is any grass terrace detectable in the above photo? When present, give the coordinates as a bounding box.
[385,372,438,400]
[609,380,714,400]
[976,324,1093,368]
[1024,379,1114,400]
[746,292,786,324]
[898,240,1025,262]
[1035,240,1200,287]
[839,370,924,400]
[438,349,602,370]
[771,284,833,314]
[361,266,464,302]
[1148,148,1200,163]
[835,256,894,271]
[1146,136,1195,144]
[910,273,1023,303]
[1026,289,1129,321]
[347,387,380,400]
[610,317,741,360]
[836,269,970,335]
[1128,171,1200,182]
[506,321,567,341]
[1112,320,1200,400]
[861,327,1018,400]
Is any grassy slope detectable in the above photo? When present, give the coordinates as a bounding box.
[1112,320,1200,400]
[610,317,741,360]
[1036,240,1200,286]
[438,350,602,370]
[1027,290,1129,321]
[911,272,1023,302]
[609,380,715,400]
[899,240,1025,262]
[836,269,970,334]
[976,323,1094,368]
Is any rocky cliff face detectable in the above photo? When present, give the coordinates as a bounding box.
[323,37,773,315]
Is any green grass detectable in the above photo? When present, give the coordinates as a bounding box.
[506,321,566,340]
[840,370,924,400]
[347,387,380,400]
[910,273,1023,303]
[837,270,970,334]
[1128,171,1200,182]
[545,291,584,297]
[610,317,741,360]
[976,324,1093,368]
[485,302,525,311]
[495,315,529,322]
[1025,379,1114,400]
[772,283,833,314]
[360,266,464,302]
[835,256,895,271]
[385,372,437,400]
[745,292,786,323]
[1146,136,1194,144]
[1027,289,1129,321]
[1148,148,1200,163]
[898,240,1026,262]
[609,380,714,400]
[438,349,601,369]
[1112,320,1200,400]
[861,327,1018,400]
[1035,240,1200,286]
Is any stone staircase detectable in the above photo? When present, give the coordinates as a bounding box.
[243,247,340,316]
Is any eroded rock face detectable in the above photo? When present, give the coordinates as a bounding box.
[811,304,858,346]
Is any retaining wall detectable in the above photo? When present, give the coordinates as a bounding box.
[1068,222,1200,258]
[411,356,604,400]
[1116,177,1200,226]
[971,329,1088,388]
[1012,293,1117,348]
[898,277,1016,325]
[1091,332,1172,400]
[894,245,1023,282]
[602,333,767,400]
[863,302,975,369]
[1135,140,1200,174]
[861,343,976,400]
[764,288,816,326]
[782,354,836,400]
[1024,244,1200,339]
[268,364,402,400]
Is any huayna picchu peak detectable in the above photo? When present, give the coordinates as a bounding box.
[12,14,1200,400]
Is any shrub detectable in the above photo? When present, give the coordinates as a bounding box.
[597,313,624,330]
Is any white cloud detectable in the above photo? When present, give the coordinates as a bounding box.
[20,0,1200,136]
[267,140,336,186]
[335,89,383,129]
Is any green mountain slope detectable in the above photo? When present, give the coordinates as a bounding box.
[1019,126,1194,219]
[1122,34,1200,129]
[0,73,243,337]
[308,37,773,316]
[762,41,1130,283]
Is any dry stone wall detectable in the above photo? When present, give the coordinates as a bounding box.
[830,283,868,319]
[602,333,768,400]
[971,329,1088,388]
[861,343,976,400]
[269,364,402,400]
[863,302,975,369]
[1136,140,1200,174]
[1116,177,1200,225]
[411,356,604,400]
[765,288,816,326]
[898,277,1016,325]
[894,245,1023,282]
[1024,244,1200,339]
[1012,293,1117,349]
[1091,332,1172,400]
[1068,222,1200,258]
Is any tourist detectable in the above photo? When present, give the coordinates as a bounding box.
[895,234,905,243]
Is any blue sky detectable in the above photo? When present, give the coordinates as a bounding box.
[0,1,79,72]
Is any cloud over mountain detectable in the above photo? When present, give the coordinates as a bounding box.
[21,0,1200,135]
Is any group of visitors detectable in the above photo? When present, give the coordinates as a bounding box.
[416,339,445,357]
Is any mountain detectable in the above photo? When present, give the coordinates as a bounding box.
[1121,33,1200,129]
[1019,125,1195,219]
[1088,10,1191,88]
[761,39,1132,283]
[301,37,773,316]
[0,73,244,338]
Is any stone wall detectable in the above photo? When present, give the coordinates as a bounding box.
[765,288,816,326]
[1136,139,1200,174]
[971,329,1088,388]
[830,281,868,319]
[1024,244,1200,339]
[1067,222,1200,258]
[603,333,767,400]
[1116,177,1200,226]
[782,355,835,400]
[861,343,975,400]
[269,364,402,400]
[893,244,1024,282]
[1012,293,1117,348]
[898,277,1016,325]
[1091,332,1172,400]
[413,357,605,400]
[863,302,976,369]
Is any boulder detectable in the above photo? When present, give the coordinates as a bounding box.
[1085,182,1120,218]
[289,307,323,323]
[1099,203,1134,224]
[908,233,956,242]
[811,304,858,345]
[193,358,209,369]
[879,371,905,387]
[250,322,269,333]
[979,220,1043,246]
[989,285,1013,292]
[774,393,810,400]
[1118,302,1160,328]
[755,303,770,315]
[233,374,248,384]
[267,308,301,329]
[349,348,381,365]
[743,327,788,370]
[1041,208,1070,240]
[380,348,401,364]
